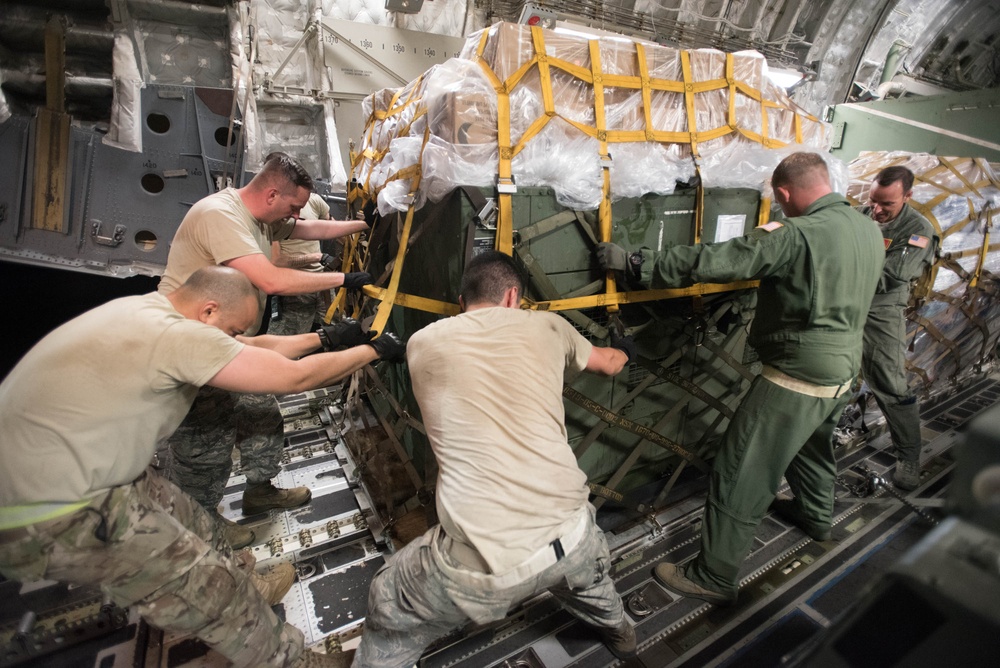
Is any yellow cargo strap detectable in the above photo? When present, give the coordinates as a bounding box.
[589,39,618,312]
[346,25,824,322]
[362,284,461,318]
[369,203,416,335]
[522,280,759,311]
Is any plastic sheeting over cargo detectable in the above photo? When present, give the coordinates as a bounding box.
[847,151,1000,393]
[354,22,831,215]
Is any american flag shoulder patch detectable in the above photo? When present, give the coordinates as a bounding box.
[908,234,929,249]
[760,221,783,232]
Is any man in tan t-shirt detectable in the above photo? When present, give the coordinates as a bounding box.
[354,251,638,667]
[0,266,403,667]
[159,153,372,546]
[269,192,361,336]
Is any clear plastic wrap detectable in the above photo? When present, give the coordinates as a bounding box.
[703,145,850,194]
[362,21,831,213]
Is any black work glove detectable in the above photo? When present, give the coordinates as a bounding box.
[368,332,406,363]
[610,331,636,364]
[596,242,627,272]
[342,272,373,290]
[317,318,373,351]
[320,253,338,270]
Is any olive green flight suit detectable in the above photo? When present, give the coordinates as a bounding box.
[859,204,937,463]
[636,193,884,597]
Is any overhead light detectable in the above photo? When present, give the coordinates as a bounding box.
[767,68,806,90]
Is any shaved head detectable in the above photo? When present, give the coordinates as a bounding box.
[169,266,259,336]
[771,152,834,218]
[180,265,257,305]
[771,152,830,190]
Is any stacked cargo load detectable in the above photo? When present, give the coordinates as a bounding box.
[332,22,849,534]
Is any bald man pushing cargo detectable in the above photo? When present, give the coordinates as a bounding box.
[0,266,402,667]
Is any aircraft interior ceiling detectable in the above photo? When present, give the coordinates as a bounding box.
[1,0,999,125]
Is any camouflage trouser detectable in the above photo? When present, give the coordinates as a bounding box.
[863,305,922,462]
[353,506,625,668]
[0,469,304,667]
[270,292,325,336]
[166,385,285,510]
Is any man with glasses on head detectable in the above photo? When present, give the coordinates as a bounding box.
[860,166,939,491]
[159,152,375,548]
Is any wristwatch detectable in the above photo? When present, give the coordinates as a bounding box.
[628,251,644,280]
[315,326,334,351]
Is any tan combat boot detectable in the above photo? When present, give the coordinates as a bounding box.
[251,562,297,605]
[598,618,637,660]
[217,513,255,550]
[654,562,736,606]
[243,482,312,515]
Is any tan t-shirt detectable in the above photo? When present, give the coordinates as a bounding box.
[407,307,593,573]
[277,193,330,272]
[159,188,295,334]
[0,293,243,506]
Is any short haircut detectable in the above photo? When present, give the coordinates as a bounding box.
[460,250,526,306]
[182,265,257,307]
[875,165,914,193]
[771,152,830,190]
[256,151,313,192]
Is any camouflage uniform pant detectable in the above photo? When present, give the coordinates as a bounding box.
[0,469,304,667]
[166,385,285,510]
[270,292,326,336]
[353,506,625,668]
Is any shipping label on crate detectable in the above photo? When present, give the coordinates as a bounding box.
[715,214,747,243]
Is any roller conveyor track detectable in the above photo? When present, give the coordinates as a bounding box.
[2,378,997,667]
[416,377,1000,668]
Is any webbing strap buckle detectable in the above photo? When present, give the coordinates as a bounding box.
[497,176,517,194]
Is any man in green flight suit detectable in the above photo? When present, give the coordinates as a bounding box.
[596,152,884,605]
[860,166,938,491]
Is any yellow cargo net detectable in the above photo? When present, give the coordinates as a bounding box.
[342,23,819,325]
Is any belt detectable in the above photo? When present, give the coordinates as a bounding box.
[761,365,853,399]
[442,509,590,588]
